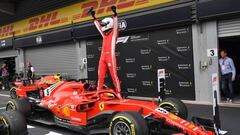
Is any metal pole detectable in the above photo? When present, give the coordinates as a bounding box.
[157,69,165,103]
[212,73,221,135]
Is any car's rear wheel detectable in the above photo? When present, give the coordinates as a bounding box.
[159,97,188,119]
[109,112,149,135]
[10,87,17,99]
[6,98,31,117]
[0,110,28,135]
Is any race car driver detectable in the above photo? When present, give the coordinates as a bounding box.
[89,6,121,97]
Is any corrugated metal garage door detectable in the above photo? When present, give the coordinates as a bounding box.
[24,41,79,79]
[0,49,17,58]
[218,18,240,37]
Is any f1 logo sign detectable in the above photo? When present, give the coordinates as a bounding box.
[117,36,129,44]
[158,69,165,79]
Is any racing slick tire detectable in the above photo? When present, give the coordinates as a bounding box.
[109,111,149,135]
[0,110,28,135]
[6,98,31,117]
[159,97,188,119]
[10,87,17,99]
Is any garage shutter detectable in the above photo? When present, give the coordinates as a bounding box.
[0,49,17,58]
[218,18,240,37]
[24,41,78,79]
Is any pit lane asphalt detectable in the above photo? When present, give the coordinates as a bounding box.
[0,90,240,135]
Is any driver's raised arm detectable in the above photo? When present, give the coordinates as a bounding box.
[94,20,104,37]
[112,6,118,39]
[112,15,118,33]
[88,7,104,37]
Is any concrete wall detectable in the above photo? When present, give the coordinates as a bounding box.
[76,40,88,80]
[17,48,25,74]
[192,21,219,103]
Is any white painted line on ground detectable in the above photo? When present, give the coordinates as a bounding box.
[0,107,6,110]
[27,125,63,135]
[45,131,63,135]
[0,94,10,97]
[219,130,228,135]
[27,125,35,129]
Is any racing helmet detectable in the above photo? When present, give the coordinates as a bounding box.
[101,17,113,32]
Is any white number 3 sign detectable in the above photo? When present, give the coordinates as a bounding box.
[207,48,218,57]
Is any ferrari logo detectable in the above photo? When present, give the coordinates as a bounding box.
[99,103,104,111]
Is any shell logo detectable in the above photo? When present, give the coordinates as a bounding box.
[62,106,71,117]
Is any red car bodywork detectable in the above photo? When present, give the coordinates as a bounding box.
[14,75,61,87]
[15,81,214,135]
[13,75,61,97]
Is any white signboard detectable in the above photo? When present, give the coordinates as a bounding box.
[119,19,127,31]
[1,40,6,47]
[157,69,166,101]
[207,48,218,57]
[158,69,165,79]
[212,73,219,93]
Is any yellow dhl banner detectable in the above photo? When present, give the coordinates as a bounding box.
[0,0,175,39]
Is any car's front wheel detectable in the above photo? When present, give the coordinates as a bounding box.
[0,110,28,135]
[159,97,188,119]
[109,112,149,135]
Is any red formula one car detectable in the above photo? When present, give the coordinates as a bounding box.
[1,80,215,135]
